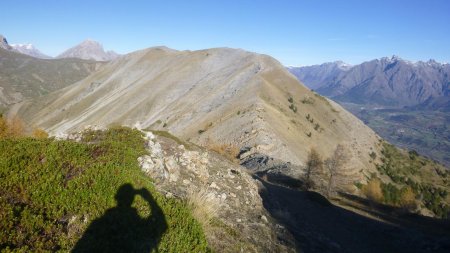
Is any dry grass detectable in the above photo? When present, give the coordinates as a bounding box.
[362,178,384,203]
[187,188,220,228]
[205,139,240,163]
[32,128,49,139]
[0,114,27,138]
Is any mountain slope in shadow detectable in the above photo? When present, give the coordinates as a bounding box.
[257,174,450,253]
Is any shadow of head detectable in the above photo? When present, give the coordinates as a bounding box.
[116,183,135,207]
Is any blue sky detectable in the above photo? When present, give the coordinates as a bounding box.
[2,0,450,65]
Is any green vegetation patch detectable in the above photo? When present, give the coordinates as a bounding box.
[0,127,209,252]
[376,142,450,218]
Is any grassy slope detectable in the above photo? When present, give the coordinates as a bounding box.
[0,48,100,111]
[0,127,209,252]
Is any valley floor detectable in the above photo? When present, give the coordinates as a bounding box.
[341,103,450,167]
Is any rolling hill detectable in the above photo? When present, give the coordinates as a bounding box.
[0,48,103,112]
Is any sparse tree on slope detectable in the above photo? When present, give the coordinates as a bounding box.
[305,148,323,190]
[324,144,349,197]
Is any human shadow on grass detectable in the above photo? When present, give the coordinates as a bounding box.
[72,184,167,253]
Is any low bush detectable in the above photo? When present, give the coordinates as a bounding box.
[363,178,384,203]
[32,128,49,139]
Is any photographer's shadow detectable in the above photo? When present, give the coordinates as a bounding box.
[72,184,167,253]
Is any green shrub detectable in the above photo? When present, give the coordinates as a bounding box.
[289,103,297,113]
[314,123,320,131]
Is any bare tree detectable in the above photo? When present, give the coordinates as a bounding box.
[305,148,323,190]
[324,144,348,197]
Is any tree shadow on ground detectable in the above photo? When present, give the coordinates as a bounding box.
[255,173,450,253]
[72,184,167,253]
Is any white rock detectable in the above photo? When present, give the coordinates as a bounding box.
[260,215,268,223]
[210,182,220,189]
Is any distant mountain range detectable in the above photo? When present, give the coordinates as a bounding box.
[288,56,450,111]
[288,57,450,166]
[0,35,119,61]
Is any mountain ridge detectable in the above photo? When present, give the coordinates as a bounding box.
[15,46,382,193]
[289,56,450,110]
[10,43,52,59]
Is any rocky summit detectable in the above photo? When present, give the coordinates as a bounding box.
[57,39,119,61]
[0,35,12,50]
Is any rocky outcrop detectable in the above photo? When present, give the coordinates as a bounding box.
[0,35,12,50]
[137,131,296,252]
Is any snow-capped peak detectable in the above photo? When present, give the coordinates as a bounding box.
[10,43,52,59]
[11,43,34,50]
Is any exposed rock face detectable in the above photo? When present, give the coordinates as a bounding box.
[10,43,52,59]
[137,131,296,252]
[0,35,12,50]
[57,40,119,61]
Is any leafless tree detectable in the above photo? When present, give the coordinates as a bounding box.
[324,144,348,197]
